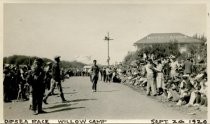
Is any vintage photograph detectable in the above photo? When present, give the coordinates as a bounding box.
[3,1,208,122]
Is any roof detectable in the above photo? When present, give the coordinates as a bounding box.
[134,33,203,45]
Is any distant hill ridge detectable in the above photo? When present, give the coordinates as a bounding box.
[3,55,86,69]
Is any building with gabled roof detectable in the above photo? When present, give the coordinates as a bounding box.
[134,33,202,45]
[134,33,203,54]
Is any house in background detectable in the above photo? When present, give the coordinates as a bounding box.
[134,33,203,53]
[133,33,204,60]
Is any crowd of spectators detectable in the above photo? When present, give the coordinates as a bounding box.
[117,55,207,107]
[3,63,74,102]
[3,55,208,109]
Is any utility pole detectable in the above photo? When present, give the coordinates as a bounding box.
[104,32,113,66]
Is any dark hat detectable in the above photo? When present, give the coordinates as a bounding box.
[139,60,145,64]
[148,59,153,63]
[198,59,204,63]
[4,66,10,70]
[190,73,196,78]
[157,59,162,64]
[201,66,206,71]
[54,56,61,60]
[22,66,27,70]
[35,58,43,64]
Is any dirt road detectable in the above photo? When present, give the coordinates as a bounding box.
[4,77,207,119]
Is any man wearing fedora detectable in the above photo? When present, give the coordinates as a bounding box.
[43,56,67,104]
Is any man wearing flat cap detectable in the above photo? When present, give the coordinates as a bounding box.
[43,56,67,104]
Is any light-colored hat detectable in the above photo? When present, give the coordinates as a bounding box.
[170,55,175,59]
[46,62,52,65]
[183,74,189,77]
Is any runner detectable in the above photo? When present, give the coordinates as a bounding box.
[90,60,100,92]
[43,56,67,104]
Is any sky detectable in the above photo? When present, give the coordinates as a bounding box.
[4,3,207,65]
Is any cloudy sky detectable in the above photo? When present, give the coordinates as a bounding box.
[4,3,206,65]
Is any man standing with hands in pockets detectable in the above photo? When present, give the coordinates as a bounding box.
[91,60,99,92]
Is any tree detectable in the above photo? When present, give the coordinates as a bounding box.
[123,41,181,64]
[123,51,138,65]
[192,34,207,63]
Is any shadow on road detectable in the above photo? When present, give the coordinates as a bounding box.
[48,107,85,113]
[97,90,119,92]
[44,103,78,109]
[64,92,78,94]
[70,98,97,102]
[62,87,71,89]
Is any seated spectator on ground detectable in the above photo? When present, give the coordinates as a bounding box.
[176,75,194,106]
[194,78,207,107]
[165,78,180,102]
[112,69,121,83]
[186,80,201,107]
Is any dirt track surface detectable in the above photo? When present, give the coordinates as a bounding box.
[4,77,207,119]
